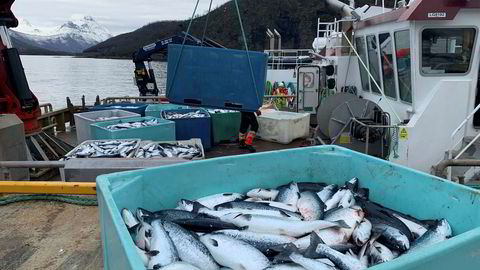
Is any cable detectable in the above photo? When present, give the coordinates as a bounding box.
[0,194,97,206]
[201,0,214,45]
[233,0,260,105]
[167,0,201,96]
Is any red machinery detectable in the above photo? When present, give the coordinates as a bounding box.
[0,0,41,134]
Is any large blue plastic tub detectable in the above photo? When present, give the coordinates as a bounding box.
[97,146,480,270]
[91,103,149,116]
[166,44,267,112]
[144,103,190,118]
[90,116,175,141]
[161,108,212,150]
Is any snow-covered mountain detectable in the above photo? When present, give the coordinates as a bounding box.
[10,16,112,54]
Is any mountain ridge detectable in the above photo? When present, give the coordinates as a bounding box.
[84,0,389,58]
[10,16,112,54]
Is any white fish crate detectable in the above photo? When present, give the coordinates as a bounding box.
[133,139,205,160]
[74,109,140,143]
[63,139,141,160]
[257,111,310,144]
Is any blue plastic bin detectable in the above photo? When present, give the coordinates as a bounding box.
[161,108,212,150]
[166,44,267,112]
[144,104,190,118]
[90,116,175,141]
[97,146,480,270]
[91,103,149,116]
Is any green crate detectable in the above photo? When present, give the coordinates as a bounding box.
[208,110,241,144]
[97,146,480,270]
[90,116,175,141]
[145,104,190,118]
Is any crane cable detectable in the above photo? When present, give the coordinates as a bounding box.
[201,0,214,44]
[168,0,260,105]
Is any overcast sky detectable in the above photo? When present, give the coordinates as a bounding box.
[12,0,230,35]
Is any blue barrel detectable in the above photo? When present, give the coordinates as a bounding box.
[166,45,267,112]
[161,108,212,150]
[90,103,149,116]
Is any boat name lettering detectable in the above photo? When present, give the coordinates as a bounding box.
[428,12,447,18]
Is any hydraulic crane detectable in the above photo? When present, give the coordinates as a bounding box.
[0,0,41,134]
[132,32,225,96]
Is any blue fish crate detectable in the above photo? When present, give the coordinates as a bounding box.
[90,103,149,117]
[97,146,480,270]
[161,108,212,150]
[90,116,175,141]
[166,44,267,112]
[144,103,190,118]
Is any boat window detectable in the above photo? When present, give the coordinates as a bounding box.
[355,37,370,92]
[422,28,476,75]
[395,30,412,103]
[367,35,381,94]
[379,33,396,99]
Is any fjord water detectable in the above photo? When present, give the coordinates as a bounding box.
[21,55,168,110]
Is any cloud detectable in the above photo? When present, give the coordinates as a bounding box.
[12,0,230,35]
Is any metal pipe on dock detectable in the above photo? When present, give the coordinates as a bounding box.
[0,181,96,195]
[0,161,65,168]
[434,159,480,177]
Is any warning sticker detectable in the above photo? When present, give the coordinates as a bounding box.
[399,128,408,140]
[339,133,351,144]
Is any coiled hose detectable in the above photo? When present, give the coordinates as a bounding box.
[0,194,97,206]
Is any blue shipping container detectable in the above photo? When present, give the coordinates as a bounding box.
[90,116,175,141]
[97,146,480,270]
[161,108,212,150]
[91,103,149,116]
[166,44,267,112]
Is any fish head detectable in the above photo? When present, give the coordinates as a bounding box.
[219,212,245,222]
[199,234,220,249]
[437,219,452,237]
[178,199,195,211]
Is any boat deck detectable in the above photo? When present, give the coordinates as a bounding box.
[1,128,309,269]
[0,200,102,270]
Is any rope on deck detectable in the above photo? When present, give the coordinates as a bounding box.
[0,194,98,206]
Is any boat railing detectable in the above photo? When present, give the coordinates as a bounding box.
[443,103,480,180]
[264,49,313,70]
[39,103,53,114]
[450,103,480,158]
[317,18,356,51]
[101,96,169,104]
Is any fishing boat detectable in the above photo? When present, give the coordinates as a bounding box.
[265,0,480,183]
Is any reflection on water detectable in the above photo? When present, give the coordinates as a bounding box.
[21,55,167,110]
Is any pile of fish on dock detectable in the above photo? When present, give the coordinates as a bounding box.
[105,119,162,130]
[164,110,208,119]
[135,142,203,159]
[121,179,452,270]
[65,140,138,159]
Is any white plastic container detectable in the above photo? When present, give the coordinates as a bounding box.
[257,111,310,144]
[74,110,140,143]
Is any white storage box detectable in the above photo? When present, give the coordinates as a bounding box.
[74,109,140,143]
[257,111,310,144]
